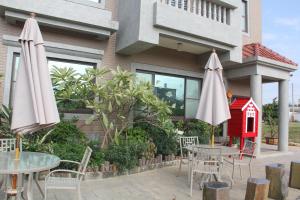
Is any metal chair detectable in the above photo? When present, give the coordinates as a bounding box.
[224,140,256,180]
[0,138,23,199]
[0,138,22,152]
[177,136,199,176]
[190,147,222,197]
[44,146,92,200]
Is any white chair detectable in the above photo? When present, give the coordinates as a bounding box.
[44,146,92,200]
[177,136,199,176]
[190,147,222,197]
[224,140,256,180]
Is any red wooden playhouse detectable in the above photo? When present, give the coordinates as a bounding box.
[228,98,260,150]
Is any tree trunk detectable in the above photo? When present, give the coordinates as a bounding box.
[265,163,289,200]
[289,161,300,189]
[245,178,269,200]
[203,182,230,200]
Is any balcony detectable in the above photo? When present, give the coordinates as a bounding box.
[0,0,118,39]
[117,0,242,63]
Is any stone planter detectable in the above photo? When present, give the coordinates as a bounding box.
[85,172,102,180]
[265,137,279,145]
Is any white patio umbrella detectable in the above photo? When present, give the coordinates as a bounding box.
[11,13,60,158]
[196,49,231,146]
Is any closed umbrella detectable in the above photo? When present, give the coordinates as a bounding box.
[196,49,231,146]
[10,12,60,190]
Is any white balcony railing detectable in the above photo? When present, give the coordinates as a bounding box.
[159,0,232,25]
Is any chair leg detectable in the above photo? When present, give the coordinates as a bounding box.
[78,187,82,200]
[232,165,235,179]
[239,165,243,179]
[44,184,47,200]
[177,157,183,177]
[190,172,193,197]
[249,164,252,178]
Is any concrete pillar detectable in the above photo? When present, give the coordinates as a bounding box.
[278,79,289,152]
[250,74,262,156]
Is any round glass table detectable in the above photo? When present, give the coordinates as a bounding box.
[185,144,240,156]
[0,152,60,200]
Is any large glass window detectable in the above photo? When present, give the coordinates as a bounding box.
[136,70,202,119]
[9,54,95,113]
[241,0,249,33]
[154,74,185,116]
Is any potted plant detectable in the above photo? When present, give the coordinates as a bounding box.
[263,98,279,145]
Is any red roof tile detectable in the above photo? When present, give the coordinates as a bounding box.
[230,98,250,110]
[243,43,298,66]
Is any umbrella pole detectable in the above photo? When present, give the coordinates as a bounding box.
[12,133,21,190]
[211,125,215,147]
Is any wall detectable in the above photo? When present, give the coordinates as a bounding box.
[243,0,262,44]
[0,0,260,140]
[227,78,251,97]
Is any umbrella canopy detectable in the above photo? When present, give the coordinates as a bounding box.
[196,50,231,126]
[11,16,60,134]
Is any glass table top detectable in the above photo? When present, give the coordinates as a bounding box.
[0,152,60,174]
[185,144,240,156]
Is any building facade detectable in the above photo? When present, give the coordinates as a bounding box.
[0,0,297,155]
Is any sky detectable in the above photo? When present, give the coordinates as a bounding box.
[262,0,300,105]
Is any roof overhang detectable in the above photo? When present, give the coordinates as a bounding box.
[243,56,298,72]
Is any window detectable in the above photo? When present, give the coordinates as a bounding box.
[9,53,20,107]
[9,54,95,113]
[241,0,248,33]
[246,117,254,132]
[136,70,202,119]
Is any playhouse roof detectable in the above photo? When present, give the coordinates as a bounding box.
[230,98,260,111]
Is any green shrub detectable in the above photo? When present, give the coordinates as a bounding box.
[105,139,148,172]
[23,120,104,169]
[88,141,105,169]
[126,127,148,143]
[52,142,86,169]
[180,119,211,144]
[43,120,87,144]
[135,122,178,157]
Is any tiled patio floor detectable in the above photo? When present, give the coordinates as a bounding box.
[2,144,300,200]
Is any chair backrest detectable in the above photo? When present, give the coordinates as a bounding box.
[78,146,92,180]
[240,140,256,160]
[179,136,199,157]
[0,138,22,152]
[192,147,222,175]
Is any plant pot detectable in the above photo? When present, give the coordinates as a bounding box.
[265,137,279,145]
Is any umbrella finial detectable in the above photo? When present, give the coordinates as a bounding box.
[30,13,36,18]
[212,48,216,53]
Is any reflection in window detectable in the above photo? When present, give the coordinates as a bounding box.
[185,79,201,118]
[155,75,185,116]
[48,59,95,113]
[136,70,202,119]
[242,0,248,33]
[136,72,152,84]
[9,55,95,113]
[9,53,20,106]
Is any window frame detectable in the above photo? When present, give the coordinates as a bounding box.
[241,0,249,34]
[136,69,202,120]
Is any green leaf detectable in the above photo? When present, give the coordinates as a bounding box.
[108,101,112,113]
[102,113,109,128]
